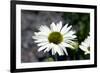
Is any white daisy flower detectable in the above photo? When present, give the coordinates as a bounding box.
[79,35,90,55]
[32,21,76,56]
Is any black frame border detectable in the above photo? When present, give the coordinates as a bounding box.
[10,1,97,73]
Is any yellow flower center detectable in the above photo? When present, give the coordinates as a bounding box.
[48,32,63,44]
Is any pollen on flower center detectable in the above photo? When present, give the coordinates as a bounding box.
[48,32,63,44]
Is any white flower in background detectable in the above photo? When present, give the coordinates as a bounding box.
[32,21,76,56]
[79,35,90,55]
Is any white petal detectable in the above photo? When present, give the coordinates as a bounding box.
[79,45,89,52]
[38,44,49,52]
[81,42,88,48]
[52,43,64,56]
[63,31,76,38]
[44,47,50,52]
[65,25,72,33]
[64,39,75,44]
[67,30,75,35]
[44,44,52,52]
[79,35,90,55]
[32,35,48,40]
[37,42,49,46]
[34,32,48,37]
[38,46,46,52]
[61,42,74,49]
[51,48,56,55]
[39,25,51,34]
[59,44,68,55]
[50,22,57,31]
[34,39,48,43]
[64,35,76,41]
[49,43,56,55]
[56,21,62,32]
[79,45,85,51]
[85,51,90,55]
[61,24,72,34]
[62,47,68,55]
[82,37,90,47]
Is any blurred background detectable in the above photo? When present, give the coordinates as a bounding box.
[21,10,90,63]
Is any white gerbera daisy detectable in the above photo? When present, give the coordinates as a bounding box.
[79,35,90,55]
[32,21,76,56]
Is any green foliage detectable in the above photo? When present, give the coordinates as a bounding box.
[63,12,90,43]
[44,57,54,61]
[61,12,90,60]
